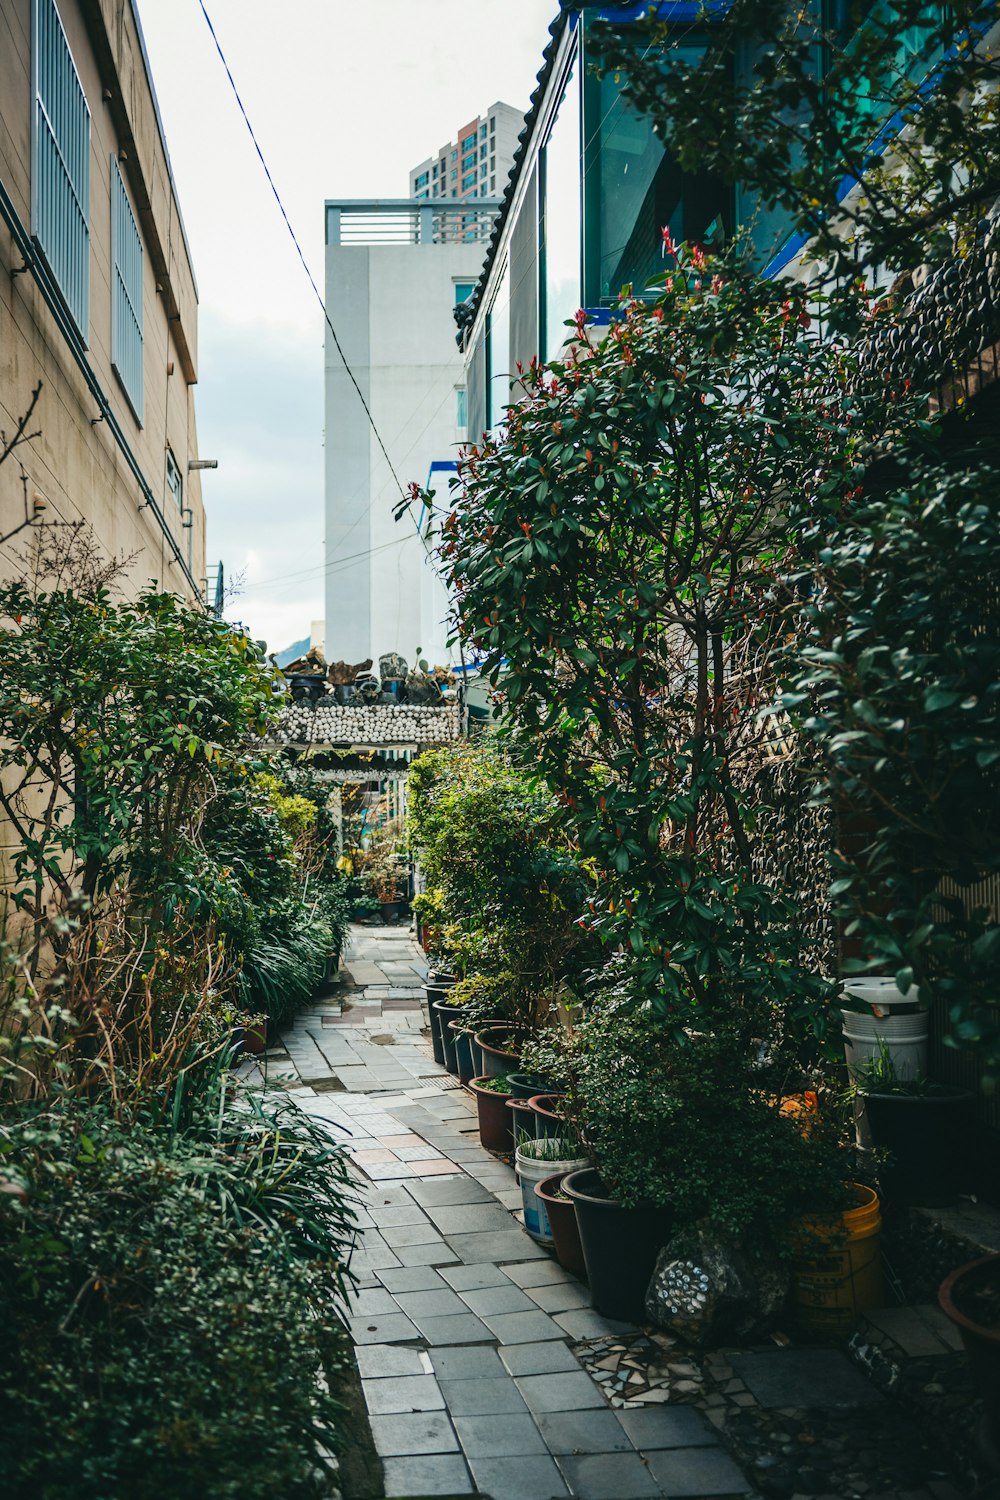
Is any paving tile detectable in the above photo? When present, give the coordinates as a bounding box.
[865,1304,964,1356]
[730,1349,885,1408]
[349,1312,419,1344]
[644,1444,751,1495]
[363,1374,445,1414]
[407,1177,497,1208]
[523,1280,592,1314]
[411,1158,465,1176]
[429,1344,507,1381]
[369,1203,431,1228]
[364,1160,416,1180]
[536,1408,633,1455]
[459,1284,537,1317]
[515,1370,607,1414]
[354,1343,432,1380]
[393,1240,460,1267]
[369,1411,459,1456]
[453,1413,547,1458]
[393,1288,468,1318]
[449,1230,548,1264]
[411,1310,493,1345]
[467,1454,570,1499]
[482,1309,564,1344]
[615,1405,718,1450]
[558,1451,659,1499]
[380,1453,474,1497]
[438,1377,530,1416]
[554,1308,636,1340]
[424,1204,519,1236]
[350,1287,399,1316]
[498,1341,582,1377]
[439,1261,514,1291]
[502,1258,574,1288]
[347,1234,400,1272]
[381,1221,449,1248]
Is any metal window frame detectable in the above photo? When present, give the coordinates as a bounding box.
[30,0,91,342]
[110,155,144,423]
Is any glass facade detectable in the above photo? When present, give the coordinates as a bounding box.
[582,38,731,306]
[486,259,510,429]
[541,55,582,360]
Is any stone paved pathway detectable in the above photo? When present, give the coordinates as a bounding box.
[268,926,971,1500]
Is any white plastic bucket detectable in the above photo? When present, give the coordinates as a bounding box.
[842,1009,929,1082]
[515,1139,588,1243]
[842,977,922,1017]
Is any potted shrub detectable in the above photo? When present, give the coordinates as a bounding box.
[475,1024,525,1077]
[360,821,405,924]
[515,1135,589,1245]
[467,1074,514,1154]
[852,1046,975,1207]
[537,1171,587,1277]
[939,1255,1000,1465]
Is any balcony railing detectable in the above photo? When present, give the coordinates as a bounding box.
[325,198,502,247]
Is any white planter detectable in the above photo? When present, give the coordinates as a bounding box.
[842,977,922,1017]
[515,1139,588,1244]
[840,975,929,1083]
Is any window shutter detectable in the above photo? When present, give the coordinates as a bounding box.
[32,0,90,338]
[111,157,144,421]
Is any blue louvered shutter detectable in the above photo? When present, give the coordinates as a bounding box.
[32,0,90,339]
[111,157,143,421]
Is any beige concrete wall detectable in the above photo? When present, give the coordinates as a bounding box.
[0,0,206,599]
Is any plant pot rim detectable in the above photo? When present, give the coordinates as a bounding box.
[562,1167,616,1206]
[468,1074,513,1099]
[939,1253,1000,1344]
[528,1093,566,1117]
[536,1171,573,1201]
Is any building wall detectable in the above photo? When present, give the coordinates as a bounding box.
[0,0,206,600]
[410,100,524,203]
[324,240,483,667]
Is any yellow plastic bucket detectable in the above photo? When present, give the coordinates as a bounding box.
[789,1183,884,1339]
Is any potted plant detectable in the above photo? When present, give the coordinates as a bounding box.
[840,976,929,1083]
[360,820,405,924]
[528,1092,568,1139]
[506,1072,553,1137]
[537,1172,587,1277]
[467,1073,514,1153]
[475,1023,525,1077]
[939,1255,1000,1466]
[786,1182,885,1340]
[514,1135,589,1245]
[851,1045,975,1207]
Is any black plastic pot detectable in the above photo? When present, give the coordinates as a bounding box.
[380,900,399,924]
[562,1168,670,1323]
[529,1093,568,1140]
[862,1087,975,1206]
[424,973,456,1066]
[476,1025,524,1078]
[507,1073,550,1141]
[448,1018,476,1085]
[940,1255,1000,1473]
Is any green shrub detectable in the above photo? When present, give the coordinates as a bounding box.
[0,1095,357,1499]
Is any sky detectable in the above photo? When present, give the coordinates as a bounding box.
[138,0,556,653]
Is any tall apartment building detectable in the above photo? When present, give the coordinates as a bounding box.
[409,101,522,204]
[0,0,208,602]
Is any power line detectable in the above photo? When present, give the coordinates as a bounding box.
[196,0,406,501]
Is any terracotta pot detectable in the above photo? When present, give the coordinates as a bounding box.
[528,1093,567,1139]
[537,1171,587,1278]
[241,1020,267,1055]
[939,1254,1000,1470]
[467,1074,513,1153]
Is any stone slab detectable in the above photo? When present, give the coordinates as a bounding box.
[380,1453,474,1497]
[558,1452,660,1499]
[437,1377,530,1416]
[369,1411,459,1456]
[466,1454,570,1499]
[730,1349,886,1409]
[644,1444,751,1496]
[452,1413,547,1458]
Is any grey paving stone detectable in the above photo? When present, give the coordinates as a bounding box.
[502,1258,575,1288]
[354,1343,431,1379]
[366,1184,415,1208]
[730,1349,885,1409]
[393,1288,468,1319]
[350,1288,400,1316]
[558,1451,660,1499]
[438,1377,530,1416]
[411,1310,493,1345]
[369,1411,459,1456]
[376,1265,447,1293]
[381,1221,450,1248]
[536,1408,633,1454]
[439,1261,513,1291]
[349,1312,419,1344]
[482,1309,564,1344]
[393,1240,460,1267]
[523,1280,592,1314]
[453,1413,547,1458]
[467,1454,570,1499]
[450,1230,548,1264]
[459,1284,537,1316]
[553,1308,636,1340]
[407,1176,497,1207]
[644,1444,751,1495]
[498,1341,582,1377]
[865,1304,963,1356]
[380,1453,474,1497]
[615,1404,718,1449]
[429,1344,507,1381]
[362,1374,445,1414]
[424,1203,518,1236]
[515,1370,607,1414]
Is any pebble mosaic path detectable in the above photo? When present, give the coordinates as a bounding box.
[267,926,970,1500]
